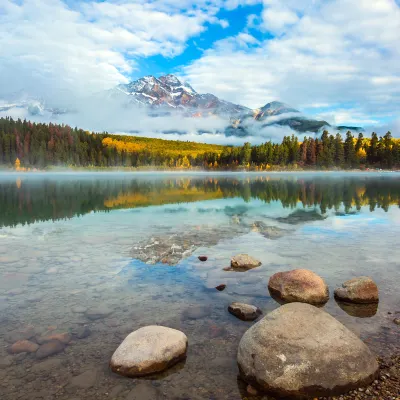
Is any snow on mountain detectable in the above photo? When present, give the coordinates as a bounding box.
[0,75,337,136]
[113,74,250,117]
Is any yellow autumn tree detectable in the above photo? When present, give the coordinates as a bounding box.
[15,158,21,170]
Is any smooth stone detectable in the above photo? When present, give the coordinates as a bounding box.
[0,355,13,369]
[31,358,63,373]
[334,277,379,304]
[110,326,188,377]
[71,306,87,313]
[394,318,400,325]
[228,302,262,321]
[198,256,208,262]
[85,306,113,320]
[268,269,329,305]
[5,326,36,343]
[9,340,39,354]
[230,254,261,271]
[70,369,98,389]
[36,332,71,345]
[71,326,91,339]
[125,382,161,400]
[109,384,126,398]
[36,340,65,359]
[215,284,226,291]
[183,305,209,320]
[237,303,379,399]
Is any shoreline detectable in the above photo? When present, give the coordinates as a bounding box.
[0,167,399,174]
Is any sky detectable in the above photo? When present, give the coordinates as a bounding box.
[0,0,399,136]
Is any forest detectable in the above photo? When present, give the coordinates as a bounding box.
[0,117,399,170]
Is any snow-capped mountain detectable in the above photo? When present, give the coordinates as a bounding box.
[0,75,353,136]
[111,74,250,117]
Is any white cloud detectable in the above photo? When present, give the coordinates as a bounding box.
[0,0,232,100]
[182,0,400,126]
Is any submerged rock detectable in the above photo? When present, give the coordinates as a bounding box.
[131,224,248,265]
[183,305,209,320]
[85,306,113,320]
[70,369,98,389]
[228,302,262,321]
[198,256,208,262]
[237,303,378,399]
[215,284,226,291]
[230,254,261,271]
[268,269,329,305]
[36,340,65,359]
[251,221,288,239]
[276,209,326,225]
[110,326,188,377]
[71,325,91,339]
[5,326,36,343]
[334,277,379,304]
[36,332,71,345]
[0,355,13,369]
[9,340,39,354]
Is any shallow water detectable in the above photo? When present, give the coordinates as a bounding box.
[0,172,399,400]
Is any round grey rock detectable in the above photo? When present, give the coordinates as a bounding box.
[110,326,188,377]
[237,303,378,398]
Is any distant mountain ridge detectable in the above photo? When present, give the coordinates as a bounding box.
[1,74,363,136]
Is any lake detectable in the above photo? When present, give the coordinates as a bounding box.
[0,172,399,400]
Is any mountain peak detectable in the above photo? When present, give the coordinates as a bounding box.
[260,101,300,115]
[159,74,181,86]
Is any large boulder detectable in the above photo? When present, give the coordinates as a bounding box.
[110,326,188,377]
[237,303,378,399]
[334,277,379,304]
[268,269,329,305]
[230,254,261,271]
[228,302,262,321]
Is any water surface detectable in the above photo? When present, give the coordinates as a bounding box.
[0,172,399,400]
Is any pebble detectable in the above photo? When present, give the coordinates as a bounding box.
[215,284,226,291]
[124,382,161,400]
[70,369,98,389]
[9,340,39,354]
[85,306,113,320]
[5,326,36,343]
[36,340,65,359]
[71,306,87,313]
[36,332,71,345]
[71,326,91,339]
[0,355,13,369]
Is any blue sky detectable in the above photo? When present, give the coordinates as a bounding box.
[0,0,399,132]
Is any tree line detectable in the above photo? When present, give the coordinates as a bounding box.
[0,117,399,169]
